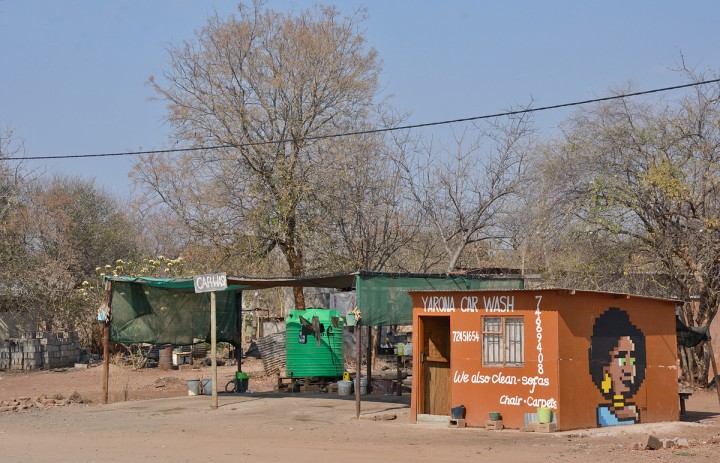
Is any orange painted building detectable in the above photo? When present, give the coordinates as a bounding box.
[408,289,679,430]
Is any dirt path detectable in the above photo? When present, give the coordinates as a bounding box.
[0,358,277,404]
[1,362,720,462]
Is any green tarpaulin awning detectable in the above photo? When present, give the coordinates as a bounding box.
[106,271,525,345]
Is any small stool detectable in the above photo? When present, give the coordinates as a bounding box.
[678,390,692,415]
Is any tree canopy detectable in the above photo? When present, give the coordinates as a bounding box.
[135,2,390,309]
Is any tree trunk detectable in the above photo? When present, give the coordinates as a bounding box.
[279,211,306,311]
[679,346,690,382]
[284,251,306,310]
[292,286,305,311]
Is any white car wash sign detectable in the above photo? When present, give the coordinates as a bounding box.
[193,273,228,293]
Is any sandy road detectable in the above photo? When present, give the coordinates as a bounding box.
[1,361,720,462]
[1,391,720,463]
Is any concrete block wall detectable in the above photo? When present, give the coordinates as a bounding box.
[0,331,81,370]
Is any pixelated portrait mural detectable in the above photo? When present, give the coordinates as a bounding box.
[589,308,647,426]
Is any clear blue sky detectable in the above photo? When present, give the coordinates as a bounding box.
[2,0,719,197]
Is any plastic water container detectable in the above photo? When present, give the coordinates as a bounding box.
[187,379,201,396]
[235,371,249,393]
[337,380,352,396]
[451,405,466,419]
[537,407,552,423]
[403,344,412,357]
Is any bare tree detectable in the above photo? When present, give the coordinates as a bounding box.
[538,68,720,381]
[17,176,141,336]
[0,126,30,318]
[135,2,384,309]
[0,125,24,222]
[396,111,535,273]
[309,106,425,272]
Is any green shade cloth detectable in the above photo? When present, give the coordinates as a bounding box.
[355,272,524,326]
[106,272,524,345]
[107,276,249,292]
[109,279,242,345]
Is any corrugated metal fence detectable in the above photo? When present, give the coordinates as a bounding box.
[256,332,286,375]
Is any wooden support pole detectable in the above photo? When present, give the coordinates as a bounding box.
[211,291,218,410]
[679,345,690,382]
[236,291,243,375]
[366,325,372,394]
[371,326,379,372]
[397,352,403,396]
[102,321,109,404]
[707,340,720,406]
[355,321,361,419]
[102,280,112,405]
[687,346,696,387]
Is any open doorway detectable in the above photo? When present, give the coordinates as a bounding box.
[418,316,451,415]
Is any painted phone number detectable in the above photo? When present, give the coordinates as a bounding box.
[452,330,480,342]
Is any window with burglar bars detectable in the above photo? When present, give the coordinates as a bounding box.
[482,317,524,366]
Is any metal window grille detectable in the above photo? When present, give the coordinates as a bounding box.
[482,316,524,367]
[504,317,524,366]
[482,317,502,366]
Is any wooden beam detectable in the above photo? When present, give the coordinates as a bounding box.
[396,351,402,396]
[366,325,372,394]
[707,340,720,406]
[211,291,218,409]
[355,321,361,419]
[102,322,109,404]
[236,291,242,378]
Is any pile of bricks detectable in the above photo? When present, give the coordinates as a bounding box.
[0,393,85,413]
[0,331,81,370]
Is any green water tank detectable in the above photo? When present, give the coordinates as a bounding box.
[286,308,344,378]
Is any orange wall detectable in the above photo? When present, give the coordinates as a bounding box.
[409,289,679,431]
[557,292,679,429]
[410,290,560,429]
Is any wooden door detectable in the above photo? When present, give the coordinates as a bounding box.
[420,316,451,415]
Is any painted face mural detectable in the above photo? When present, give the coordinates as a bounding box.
[589,308,646,427]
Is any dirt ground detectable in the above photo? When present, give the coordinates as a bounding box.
[1,359,720,462]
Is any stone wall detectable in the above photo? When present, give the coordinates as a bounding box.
[0,331,81,370]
